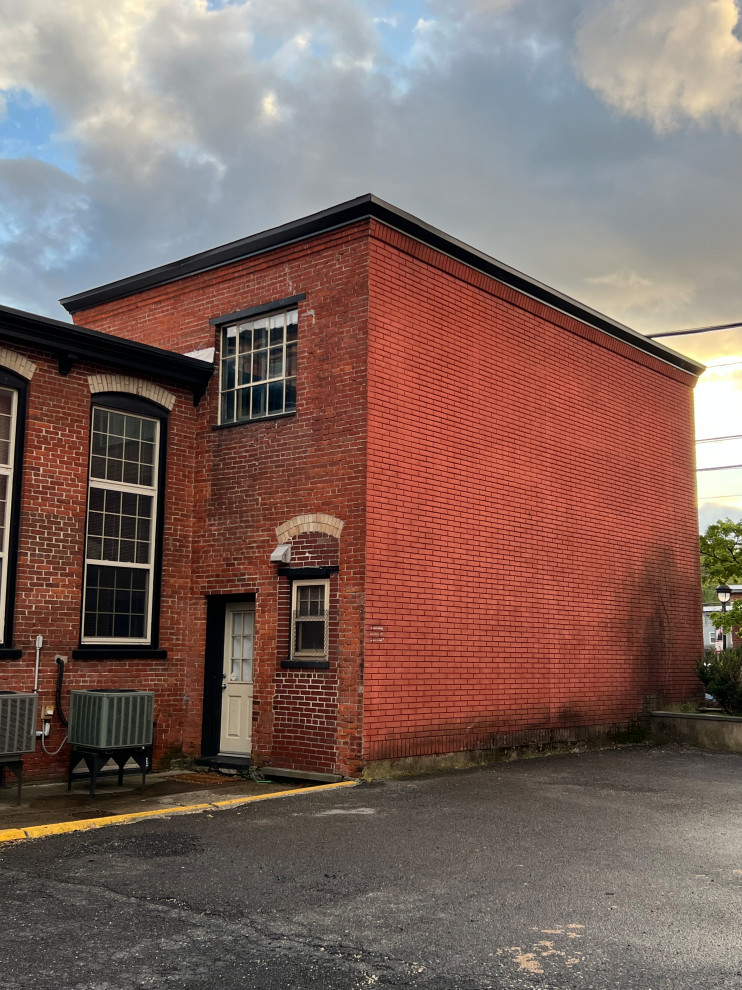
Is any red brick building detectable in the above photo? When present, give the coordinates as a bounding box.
[0,196,705,780]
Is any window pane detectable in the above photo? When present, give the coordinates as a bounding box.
[253,320,268,350]
[108,413,125,438]
[223,325,237,357]
[238,389,251,421]
[222,357,235,391]
[285,378,297,411]
[268,381,284,414]
[286,311,298,342]
[270,314,284,345]
[238,354,251,386]
[269,347,284,379]
[124,417,141,440]
[0,474,8,545]
[238,324,252,351]
[286,342,297,378]
[252,350,267,382]
[0,390,13,418]
[251,384,266,418]
[295,619,324,653]
[221,390,235,423]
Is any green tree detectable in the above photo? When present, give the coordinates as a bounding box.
[700,519,742,631]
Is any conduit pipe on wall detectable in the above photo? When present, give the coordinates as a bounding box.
[33,634,43,693]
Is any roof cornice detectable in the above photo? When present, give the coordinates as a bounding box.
[0,304,213,404]
[60,194,704,378]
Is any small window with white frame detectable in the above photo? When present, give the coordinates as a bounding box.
[291,580,329,661]
[220,307,298,424]
[82,402,163,644]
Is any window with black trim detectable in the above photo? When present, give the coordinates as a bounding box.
[81,395,166,645]
[0,370,26,651]
[291,579,329,661]
[219,307,297,424]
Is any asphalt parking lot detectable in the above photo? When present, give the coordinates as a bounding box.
[1,746,741,989]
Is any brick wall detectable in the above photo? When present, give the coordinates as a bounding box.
[363,221,703,762]
[0,346,199,779]
[72,225,370,776]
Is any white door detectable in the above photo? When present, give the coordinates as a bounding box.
[219,604,254,756]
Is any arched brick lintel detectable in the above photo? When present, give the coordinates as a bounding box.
[0,348,37,381]
[275,513,344,542]
[87,374,176,411]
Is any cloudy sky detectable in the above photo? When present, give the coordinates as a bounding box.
[1,0,741,528]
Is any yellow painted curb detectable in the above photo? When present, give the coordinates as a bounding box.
[0,780,358,845]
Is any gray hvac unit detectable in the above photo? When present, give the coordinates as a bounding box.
[69,690,154,750]
[0,691,37,756]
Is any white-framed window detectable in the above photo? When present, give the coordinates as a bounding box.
[291,579,329,660]
[82,406,160,643]
[219,307,298,424]
[0,386,18,643]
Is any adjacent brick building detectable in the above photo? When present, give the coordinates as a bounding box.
[0,195,705,780]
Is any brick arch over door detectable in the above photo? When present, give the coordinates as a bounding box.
[275,513,344,542]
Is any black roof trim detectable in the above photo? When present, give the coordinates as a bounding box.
[60,194,703,377]
[0,303,213,404]
[210,293,306,327]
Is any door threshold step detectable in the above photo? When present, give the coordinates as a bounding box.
[260,766,345,784]
[195,755,252,772]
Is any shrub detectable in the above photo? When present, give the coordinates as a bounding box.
[697,648,742,717]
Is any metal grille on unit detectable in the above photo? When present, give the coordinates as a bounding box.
[0,692,38,756]
[68,690,154,749]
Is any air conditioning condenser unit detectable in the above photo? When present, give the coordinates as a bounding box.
[0,691,37,756]
[69,690,154,750]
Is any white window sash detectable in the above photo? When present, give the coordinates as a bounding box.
[290,579,329,660]
[81,410,159,644]
[0,388,17,643]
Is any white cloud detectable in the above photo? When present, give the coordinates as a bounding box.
[574,0,742,131]
[584,268,694,321]
[0,0,740,361]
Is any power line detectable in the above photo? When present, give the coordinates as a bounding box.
[703,360,742,370]
[697,434,742,444]
[649,321,742,339]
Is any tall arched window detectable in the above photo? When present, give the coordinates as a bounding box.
[0,368,27,653]
[81,394,167,647]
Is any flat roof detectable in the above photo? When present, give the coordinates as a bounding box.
[0,303,213,404]
[60,194,704,377]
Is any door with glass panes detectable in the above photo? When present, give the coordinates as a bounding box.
[220,603,254,756]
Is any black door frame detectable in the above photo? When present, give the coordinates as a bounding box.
[201,593,257,758]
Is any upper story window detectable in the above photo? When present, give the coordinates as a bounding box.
[82,397,166,645]
[219,307,297,424]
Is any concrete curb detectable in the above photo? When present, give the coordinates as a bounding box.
[0,780,358,844]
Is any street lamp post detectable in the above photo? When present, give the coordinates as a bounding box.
[716,584,732,651]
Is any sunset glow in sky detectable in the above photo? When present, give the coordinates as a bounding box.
[1,0,741,531]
